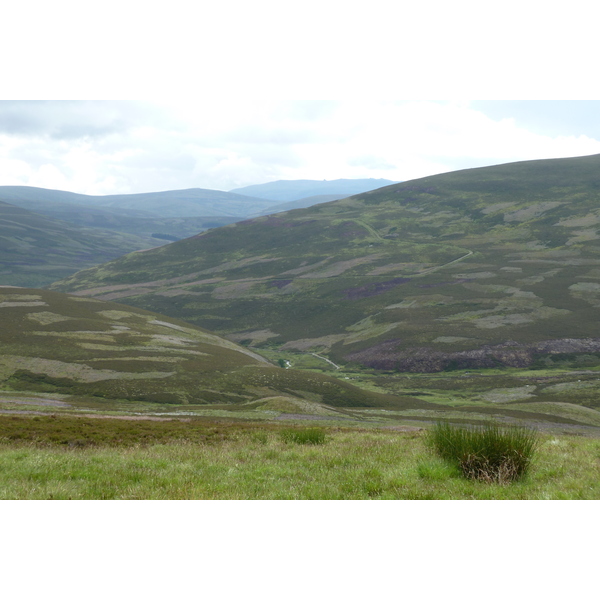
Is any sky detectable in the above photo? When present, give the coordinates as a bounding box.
[2,1,599,197]
[1,99,600,196]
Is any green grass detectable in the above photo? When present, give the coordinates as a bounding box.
[0,414,598,499]
[280,427,327,445]
[427,421,539,483]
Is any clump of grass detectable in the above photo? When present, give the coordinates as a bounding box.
[427,421,539,484]
[280,428,327,445]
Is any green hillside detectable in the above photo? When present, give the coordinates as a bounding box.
[0,201,166,287]
[51,153,600,374]
[0,287,411,411]
[0,185,280,218]
[250,194,350,216]
[14,203,240,241]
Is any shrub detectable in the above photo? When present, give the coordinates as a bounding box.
[280,428,327,445]
[427,421,539,484]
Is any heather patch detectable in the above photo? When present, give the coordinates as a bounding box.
[0,301,48,308]
[385,294,453,310]
[30,331,118,342]
[148,334,199,347]
[212,281,259,299]
[97,310,138,320]
[557,212,600,228]
[368,263,430,276]
[432,336,472,343]
[566,229,600,245]
[149,320,195,333]
[280,334,347,351]
[302,256,382,279]
[480,202,516,214]
[343,277,411,300]
[26,312,73,325]
[569,282,600,307]
[0,294,43,302]
[418,279,473,288]
[226,329,280,344]
[1,355,173,382]
[452,271,496,279]
[503,201,562,222]
[93,288,158,301]
[268,279,293,289]
[343,316,401,345]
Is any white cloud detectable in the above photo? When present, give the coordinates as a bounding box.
[1,100,600,194]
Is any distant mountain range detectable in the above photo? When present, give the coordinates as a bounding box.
[230,178,399,201]
[0,179,399,287]
[0,185,279,218]
[250,194,352,217]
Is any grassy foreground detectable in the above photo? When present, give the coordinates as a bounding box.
[0,415,599,499]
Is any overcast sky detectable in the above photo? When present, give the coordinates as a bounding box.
[1,100,600,196]
[2,1,599,197]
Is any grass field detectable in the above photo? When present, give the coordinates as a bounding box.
[1,414,598,499]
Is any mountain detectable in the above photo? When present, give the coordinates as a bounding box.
[250,194,350,217]
[230,178,399,201]
[0,286,409,409]
[0,186,280,218]
[0,201,165,288]
[51,153,600,373]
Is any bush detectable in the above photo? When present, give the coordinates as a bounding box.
[427,421,539,484]
[280,428,327,445]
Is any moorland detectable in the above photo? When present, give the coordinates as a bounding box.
[3,160,600,499]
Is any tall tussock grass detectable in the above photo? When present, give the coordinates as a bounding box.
[427,421,539,484]
[280,428,327,445]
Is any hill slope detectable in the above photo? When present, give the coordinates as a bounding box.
[250,194,350,217]
[52,154,600,372]
[0,287,411,409]
[0,201,166,287]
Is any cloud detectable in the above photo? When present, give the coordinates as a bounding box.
[0,101,167,140]
[1,100,600,194]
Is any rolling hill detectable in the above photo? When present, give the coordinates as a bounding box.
[0,286,411,410]
[51,153,600,373]
[0,201,167,287]
[0,185,280,218]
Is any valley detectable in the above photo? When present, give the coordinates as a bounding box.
[2,160,600,499]
[50,154,600,385]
